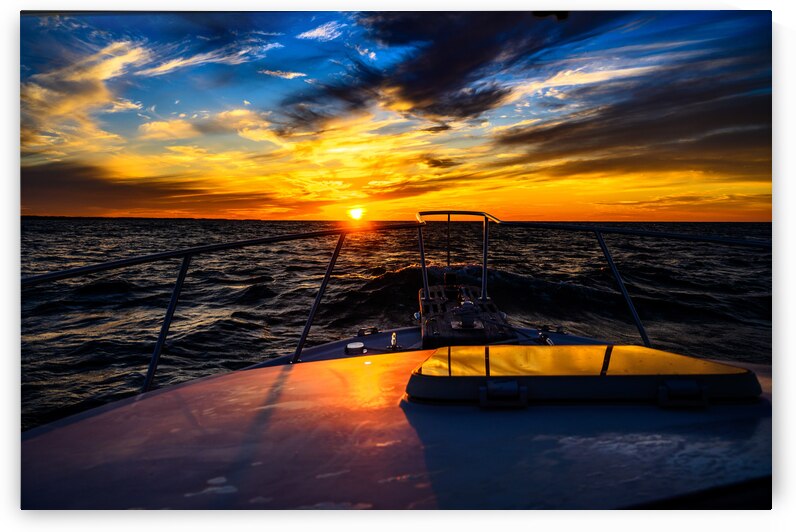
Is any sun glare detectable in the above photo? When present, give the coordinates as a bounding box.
[348,208,365,220]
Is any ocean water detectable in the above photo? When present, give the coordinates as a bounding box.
[21,218,771,431]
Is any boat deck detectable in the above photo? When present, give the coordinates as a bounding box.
[21,350,771,509]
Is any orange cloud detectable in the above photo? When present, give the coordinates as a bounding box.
[138,119,201,140]
[21,41,151,162]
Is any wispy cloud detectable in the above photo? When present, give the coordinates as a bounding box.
[36,15,89,31]
[137,108,282,145]
[596,193,771,207]
[137,42,283,77]
[260,69,306,79]
[62,41,151,82]
[138,119,201,140]
[105,98,142,113]
[21,41,151,160]
[355,45,376,60]
[250,30,284,37]
[296,21,347,42]
[506,66,658,104]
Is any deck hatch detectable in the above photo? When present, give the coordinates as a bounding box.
[405,345,761,404]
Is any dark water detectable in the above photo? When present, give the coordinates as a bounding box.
[21,217,771,431]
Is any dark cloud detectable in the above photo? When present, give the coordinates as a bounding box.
[527,150,771,183]
[362,180,445,202]
[493,31,772,183]
[421,155,461,168]
[277,12,620,131]
[20,162,332,216]
[421,124,451,133]
[596,193,772,207]
[162,13,285,52]
[275,58,384,135]
[416,84,512,120]
[276,104,335,136]
[360,170,510,203]
[22,163,197,214]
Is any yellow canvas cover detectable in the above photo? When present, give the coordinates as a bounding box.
[406,345,760,405]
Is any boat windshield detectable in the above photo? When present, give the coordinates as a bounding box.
[406,344,760,405]
[415,345,748,377]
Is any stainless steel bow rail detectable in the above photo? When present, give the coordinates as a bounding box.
[21,223,420,392]
[22,212,770,393]
[416,211,771,349]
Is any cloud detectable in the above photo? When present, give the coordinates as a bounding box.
[493,87,771,183]
[205,109,280,144]
[421,155,461,168]
[139,119,201,140]
[22,42,150,116]
[596,193,772,208]
[421,124,451,133]
[136,42,283,77]
[277,12,620,130]
[20,161,296,217]
[359,169,501,203]
[355,45,376,60]
[21,41,152,160]
[61,41,151,82]
[105,98,142,113]
[251,30,285,37]
[37,15,89,31]
[490,25,772,186]
[590,192,772,220]
[296,21,347,42]
[276,58,385,133]
[136,108,282,145]
[506,66,657,104]
[151,13,287,54]
[260,70,307,79]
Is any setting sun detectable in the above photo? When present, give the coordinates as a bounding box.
[348,208,365,220]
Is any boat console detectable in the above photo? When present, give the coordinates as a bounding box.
[418,274,516,348]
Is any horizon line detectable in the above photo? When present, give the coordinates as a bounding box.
[19,214,772,223]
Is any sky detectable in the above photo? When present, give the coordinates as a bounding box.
[19,11,772,221]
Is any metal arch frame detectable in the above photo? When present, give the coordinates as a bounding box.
[22,212,770,392]
[415,210,770,349]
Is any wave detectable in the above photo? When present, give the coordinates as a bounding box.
[20,218,772,431]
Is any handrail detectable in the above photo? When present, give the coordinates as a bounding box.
[595,231,650,347]
[416,211,493,301]
[417,210,502,224]
[501,221,772,249]
[21,222,420,287]
[291,233,346,364]
[417,210,771,249]
[413,210,770,348]
[22,221,421,391]
[21,211,771,392]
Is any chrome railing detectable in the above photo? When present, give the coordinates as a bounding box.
[22,212,771,392]
[21,222,420,391]
[416,211,771,349]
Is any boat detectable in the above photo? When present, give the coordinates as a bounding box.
[20,211,772,509]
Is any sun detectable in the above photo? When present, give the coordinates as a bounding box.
[347,208,365,220]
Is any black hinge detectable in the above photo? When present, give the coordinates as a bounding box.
[658,380,709,408]
[357,326,379,336]
[479,380,528,408]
